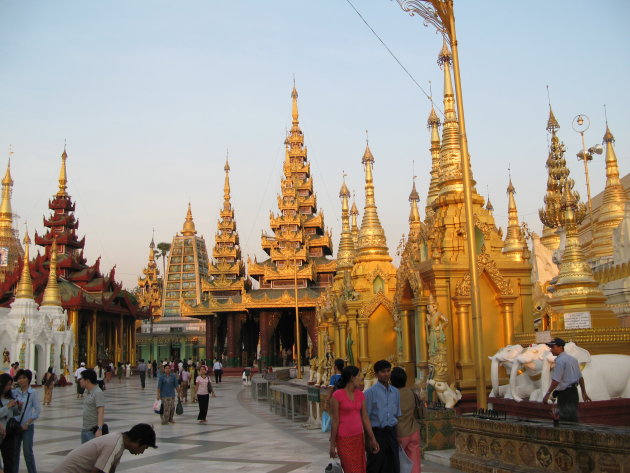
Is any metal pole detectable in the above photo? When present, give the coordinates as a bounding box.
[579,131,595,236]
[447,10,487,409]
[294,248,302,379]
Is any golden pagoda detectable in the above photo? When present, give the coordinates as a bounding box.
[203,158,249,297]
[588,124,629,263]
[0,156,24,283]
[317,140,398,374]
[41,240,62,307]
[137,235,162,316]
[393,43,533,392]
[502,177,529,262]
[538,110,617,329]
[15,229,33,300]
[182,86,335,367]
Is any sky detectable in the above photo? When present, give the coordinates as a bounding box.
[1,1,629,290]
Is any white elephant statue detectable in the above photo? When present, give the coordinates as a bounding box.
[489,344,524,398]
[533,346,630,403]
[428,379,462,408]
[510,344,551,402]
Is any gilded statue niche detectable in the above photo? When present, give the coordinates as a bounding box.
[456,250,514,297]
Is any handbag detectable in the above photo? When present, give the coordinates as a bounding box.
[90,424,109,435]
[413,391,424,420]
[399,444,414,473]
[6,392,30,436]
[321,411,331,433]
[324,459,343,473]
[176,398,183,415]
[153,399,162,414]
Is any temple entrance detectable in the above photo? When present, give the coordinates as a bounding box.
[239,315,259,367]
[34,344,45,384]
[271,310,308,367]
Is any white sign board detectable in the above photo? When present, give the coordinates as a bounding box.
[564,311,592,329]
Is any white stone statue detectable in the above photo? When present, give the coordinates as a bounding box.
[612,202,630,264]
[531,343,630,403]
[509,344,551,402]
[489,344,525,398]
[428,379,462,408]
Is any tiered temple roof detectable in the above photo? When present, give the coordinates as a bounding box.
[0,149,139,316]
[137,236,162,315]
[248,86,335,289]
[202,159,249,297]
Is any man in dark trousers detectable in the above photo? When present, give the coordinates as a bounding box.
[137,359,148,390]
[542,338,591,422]
[364,359,401,473]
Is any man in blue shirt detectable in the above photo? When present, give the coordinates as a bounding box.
[157,364,180,425]
[13,369,41,473]
[542,338,591,422]
[364,359,401,473]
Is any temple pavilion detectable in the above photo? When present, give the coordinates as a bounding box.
[182,86,335,367]
[0,149,142,370]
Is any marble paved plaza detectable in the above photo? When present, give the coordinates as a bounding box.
[28,376,461,472]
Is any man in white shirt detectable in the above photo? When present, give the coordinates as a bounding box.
[213,359,223,383]
[74,362,87,399]
[53,423,157,473]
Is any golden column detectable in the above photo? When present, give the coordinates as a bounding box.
[338,320,348,360]
[292,247,302,378]
[396,0,487,407]
[89,311,97,366]
[415,299,429,373]
[358,319,369,369]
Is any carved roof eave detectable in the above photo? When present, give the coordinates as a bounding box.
[358,290,395,320]
[455,249,514,297]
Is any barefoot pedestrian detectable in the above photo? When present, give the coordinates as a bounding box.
[157,365,179,425]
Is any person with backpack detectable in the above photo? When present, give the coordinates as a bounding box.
[42,367,57,406]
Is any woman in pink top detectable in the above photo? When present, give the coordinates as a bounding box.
[329,366,379,473]
[195,366,215,424]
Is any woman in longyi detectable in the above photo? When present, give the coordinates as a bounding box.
[329,366,379,473]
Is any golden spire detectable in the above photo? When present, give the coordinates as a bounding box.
[0,157,14,238]
[41,239,62,306]
[291,83,299,125]
[336,175,355,271]
[357,140,391,262]
[425,106,441,216]
[224,156,231,203]
[436,40,473,196]
[15,228,34,300]
[149,231,156,262]
[350,193,359,248]
[408,178,421,237]
[537,114,613,325]
[56,147,68,198]
[181,203,197,236]
[590,123,628,261]
[502,176,528,261]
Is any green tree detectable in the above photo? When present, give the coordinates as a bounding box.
[156,242,171,278]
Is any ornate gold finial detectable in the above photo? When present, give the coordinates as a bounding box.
[181,203,197,236]
[350,192,360,248]
[56,145,68,198]
[337,173,356,271]
[426,106,442,217]
[408,176,421,237]
[0,155,13,230]
[590,120,628,261]
[148,230,156,261]
[15,226,34,300]
[223,154,231,203]
[546,107,560,134]
[503,174,528,261]
[357,141,391,262]
[485,186,494,213]
[291,81,299,124]
[41,239,62,306]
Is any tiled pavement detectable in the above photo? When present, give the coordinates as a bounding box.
[28,376,462,472]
